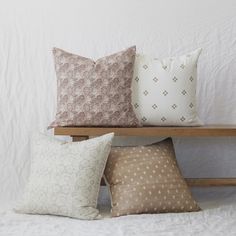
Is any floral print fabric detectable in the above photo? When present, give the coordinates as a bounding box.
[49,46,139,128]
[15,133,114,220]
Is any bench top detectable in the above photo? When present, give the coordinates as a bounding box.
[54,125,236,137]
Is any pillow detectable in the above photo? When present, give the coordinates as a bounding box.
[15,133,114,220]
[104,138,200,217]
[49,46,140,128]
[132,49,202,126]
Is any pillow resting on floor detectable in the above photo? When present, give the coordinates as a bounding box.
[15,133,114,220]
[104,138,200,217]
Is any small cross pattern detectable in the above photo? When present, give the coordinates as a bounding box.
[152,104,158,109]
[153,77,158,83]
[172,76,178,82]
[163,90,168,96]
[142,117,147,122]
[181,90,187,95]
[143,90,149,96]
[134,103,139,109]
[172,104,177,109]
[180,116,186,122]
[143,65,148,70]
[135,76,139,82]
[161,117,167,122]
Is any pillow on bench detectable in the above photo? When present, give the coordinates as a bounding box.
[104,138,200,217]
[132,49,202,126]
[49,46,139,128]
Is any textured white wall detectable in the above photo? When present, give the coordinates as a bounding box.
[0,0,236,206]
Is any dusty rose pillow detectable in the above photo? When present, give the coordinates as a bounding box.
[49,46,140,128]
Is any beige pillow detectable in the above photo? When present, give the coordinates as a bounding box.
[104,138,200,217]
[49,46,140,128]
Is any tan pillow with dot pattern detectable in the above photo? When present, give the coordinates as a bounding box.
[104,138,200,217]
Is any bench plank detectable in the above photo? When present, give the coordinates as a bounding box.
[54,125,236,137]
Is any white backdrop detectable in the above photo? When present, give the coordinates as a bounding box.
[0,0,236,207]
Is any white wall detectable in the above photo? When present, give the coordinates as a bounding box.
[0,0,236,206]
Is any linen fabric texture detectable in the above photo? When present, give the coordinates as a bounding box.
[104,138,200,217]
[15,133,114,220]
[132,49,202,126]
[50,46,139,128]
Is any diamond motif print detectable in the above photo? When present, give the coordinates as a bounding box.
[131,49,201,126]
[134,103,139,109]
[189,76,194,82]
[172,76,178,82]
[172,104,177,109]
[152,104,158,109]
[142,117,147,122]
[153,77,158,83]
[163,90,168,96]
[161,117,167,122]
[143,64,148,70]
[135,76,139,82]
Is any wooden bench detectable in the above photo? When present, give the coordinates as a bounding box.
[54,125,236,187]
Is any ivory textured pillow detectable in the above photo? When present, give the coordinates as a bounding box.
[132,49,202,126]
[49,46,139,128]
[104,138,200,217]
[15,133,114,220]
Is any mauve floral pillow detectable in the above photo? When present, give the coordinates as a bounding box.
[49,46,140,128]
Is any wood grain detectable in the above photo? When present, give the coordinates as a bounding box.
[55,125,236,137]
[72,136,89,142]
[186,178,236,187]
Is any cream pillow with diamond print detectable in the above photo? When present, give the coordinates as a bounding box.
[132,49,202,126]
